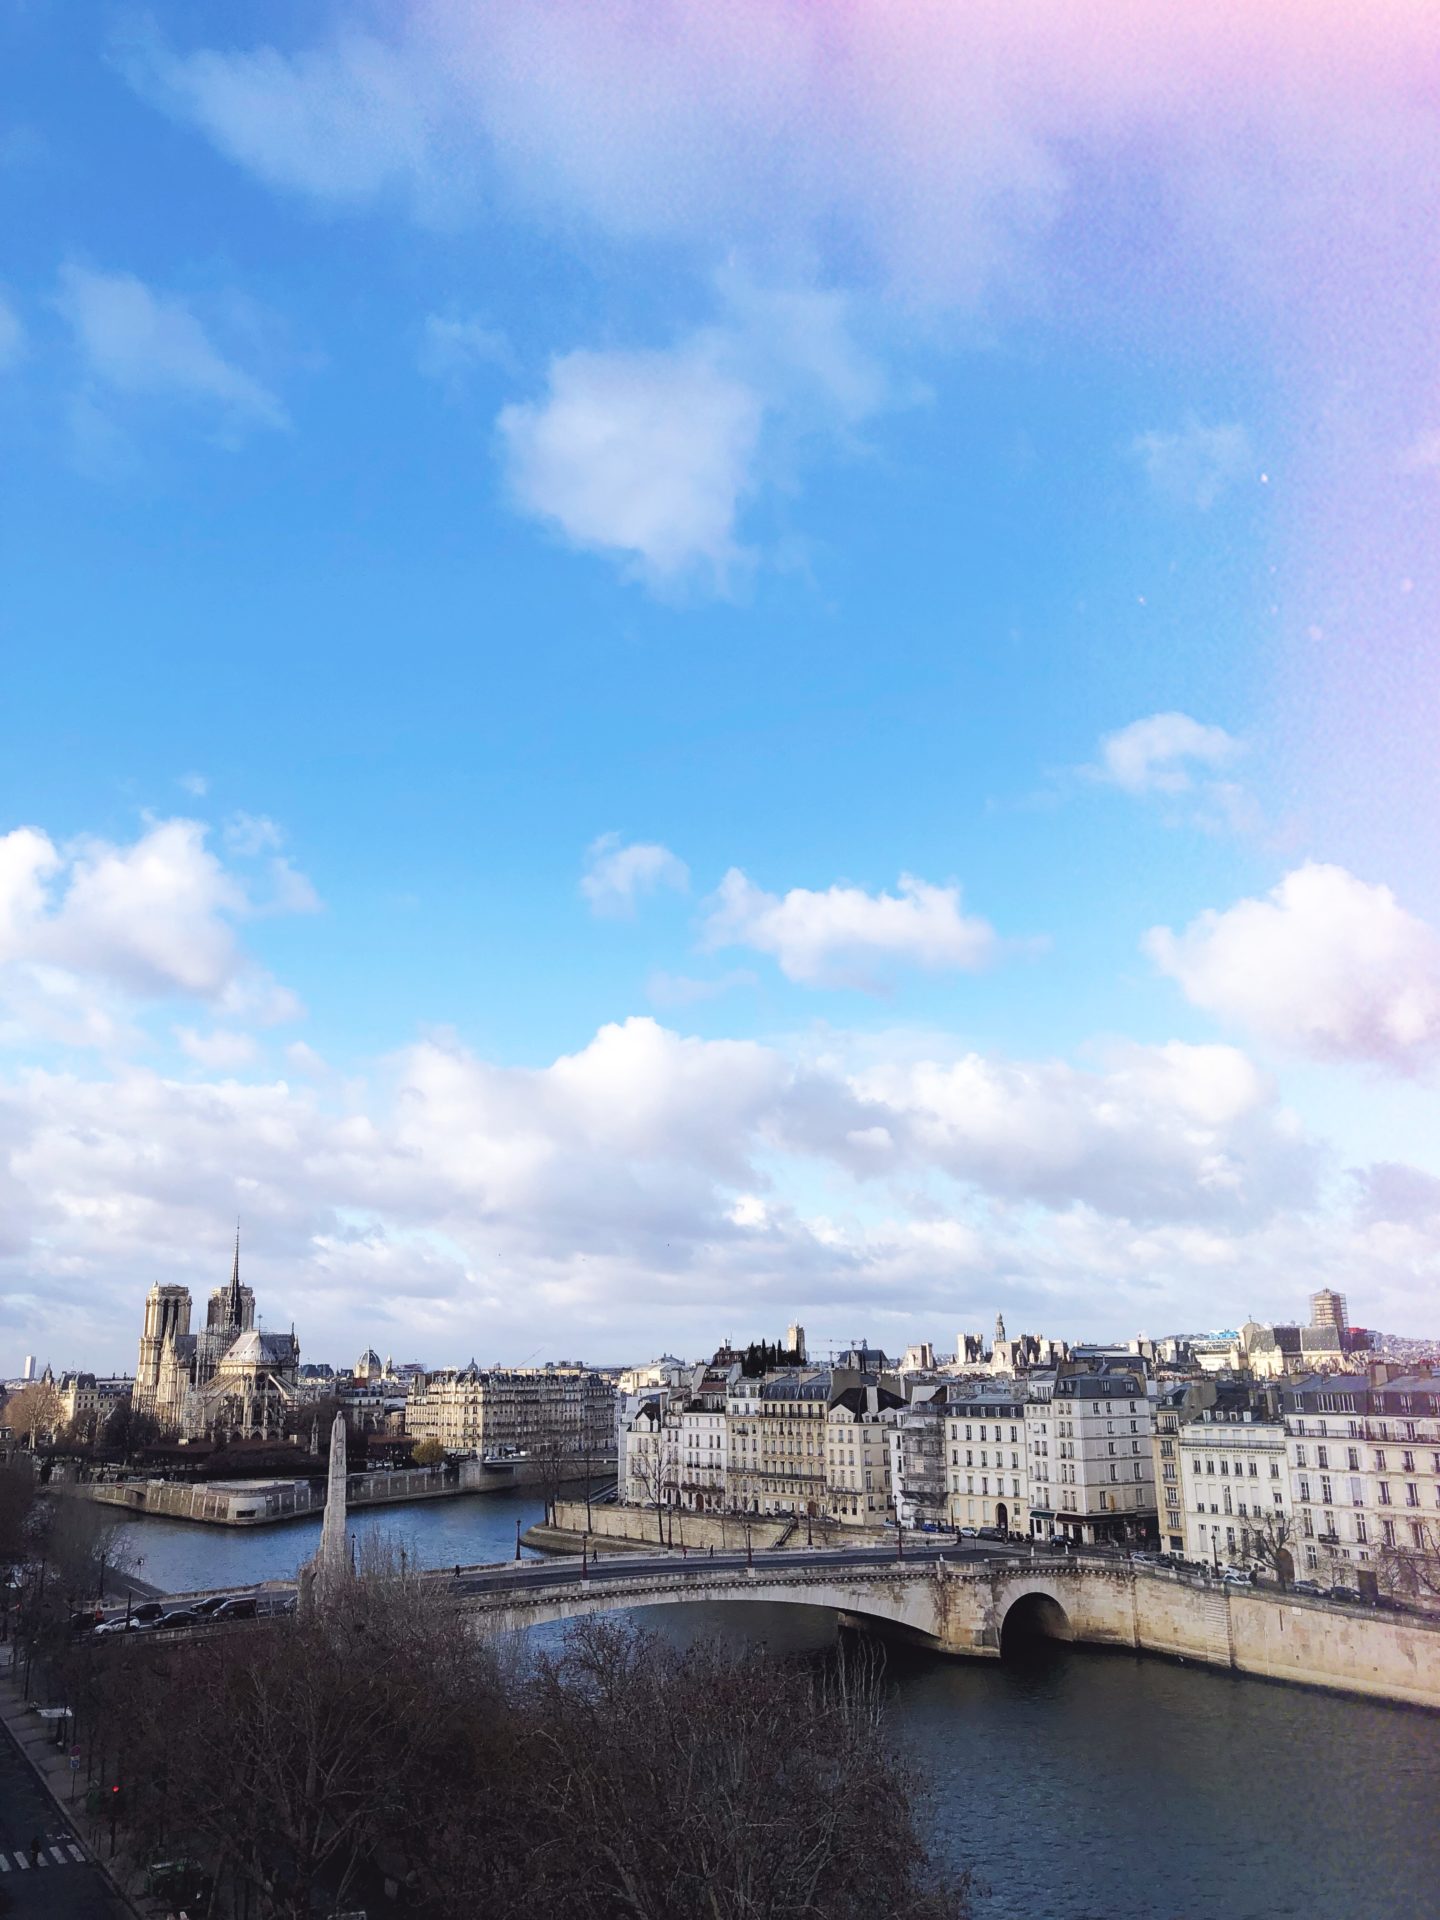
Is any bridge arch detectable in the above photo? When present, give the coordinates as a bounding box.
[999,1588,1073,1656]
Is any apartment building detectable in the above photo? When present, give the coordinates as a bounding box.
[1285,1371,1440,1600]
[405,1364,615,1459]
[1177,1403,1290,1569]
[943,1383,1028,1533]
[726,1370,830,1515]
[1027,1365,1156,1546]
[825,1384,901,1523]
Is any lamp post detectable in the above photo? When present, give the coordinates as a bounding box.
[514,1517,522,1562]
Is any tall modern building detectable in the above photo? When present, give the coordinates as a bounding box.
[1309,1289,1349,1335]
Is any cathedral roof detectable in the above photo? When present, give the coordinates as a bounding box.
[219,1328,296,1369]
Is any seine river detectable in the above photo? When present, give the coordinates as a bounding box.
[111,1491,1440,1920]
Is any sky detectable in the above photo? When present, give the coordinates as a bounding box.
[3,1,1439,1372]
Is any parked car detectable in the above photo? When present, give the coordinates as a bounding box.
[190,1593,233,1617]
[976,1525,1005,1541]
[159,1608,201,1629]
[129,1601,165,1625]
[1290,1579,1325,1597]
[93,1617,137,1636]
[921,1521,938,1534]
[213,1595,258,1622]
[1221,1570,1251,1587]
[1219,1565,1253,1582]
[958,1525,979,1538]
[1328,1585,1361,1604]
[68,1608,102,1634]
[1130,1551,1162,1565]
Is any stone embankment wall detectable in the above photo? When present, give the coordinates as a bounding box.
[513,1527,1440,1709]
[982,1564,1440,1709]
[547,1499,886,1554]
[75,1467,450,1527]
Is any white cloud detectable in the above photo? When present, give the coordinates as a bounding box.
[123,29,454,213]
[0,817,310,1045]
[419,312,510,384]
[176,1027,258,1071]
[0,291,25,371]
[854,1039,1308,1222]
[646,969,758,1008]
[1397,428,1440,474]
[223,812,284,855]
[1146,863,1440,1072]
[1093,712,1243,796]
[702,869,1000,989]
[580,835,690,917]
[2,1010,1395,1371]
[55,263,288,438]
[266,857,323,917]
[177,771,209,798]
[1130,417,1254,509]
[499,339,763,588]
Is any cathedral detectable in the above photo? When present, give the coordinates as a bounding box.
[132,1233,301,1440]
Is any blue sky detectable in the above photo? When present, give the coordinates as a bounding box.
[3,3,1439,1369]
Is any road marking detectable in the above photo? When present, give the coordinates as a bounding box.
[68,1842,84,1860]
[48,1845,66,1863]
[0,1853,9,1870]
[15,1853,30,1869]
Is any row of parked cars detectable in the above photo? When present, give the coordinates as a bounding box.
[69,1592,290,1635]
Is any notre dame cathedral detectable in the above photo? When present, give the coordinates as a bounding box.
[132,1232,301,1440]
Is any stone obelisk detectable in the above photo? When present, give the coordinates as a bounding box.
[315,1411,350,1596]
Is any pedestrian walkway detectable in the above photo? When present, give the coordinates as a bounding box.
[0,1838,89,1868]
[0,1654,141,1916]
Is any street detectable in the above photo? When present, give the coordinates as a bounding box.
[0,1718,127,1918]
[454,1538,1036,1596]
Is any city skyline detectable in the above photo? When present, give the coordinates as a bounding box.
[4,4,1440,1365]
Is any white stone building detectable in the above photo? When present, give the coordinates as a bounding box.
[824,1385,901,1523]
[1177,1406,1291,1569]
[1026,1364,1156,1545]
[944,1382,1028,1533]
[1286,1371,1440,1601]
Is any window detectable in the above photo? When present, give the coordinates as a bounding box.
[1347,1448,1360,1471]
[1379,1483,1392,1506]
[1298,1477,1311,1502]
[1317,1445,1329,1469]
[1355,1517,1367,1544]
[1403,1450,1416,1472]
[1407,1483,1420,1508]
[1321,1476,1333,1504]
[1382,1519,1397,1547]
[1295,1445,1307,1468]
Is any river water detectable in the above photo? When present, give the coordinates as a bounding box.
[109,1492,1440,1920]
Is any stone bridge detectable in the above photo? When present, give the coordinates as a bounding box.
[456,1552,1440,1708]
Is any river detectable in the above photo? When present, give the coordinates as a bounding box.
[108,1492,1440,1920]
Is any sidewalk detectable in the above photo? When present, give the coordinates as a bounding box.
[0,1649,148,1916]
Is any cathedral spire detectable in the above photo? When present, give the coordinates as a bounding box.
[229,1222,243,1327]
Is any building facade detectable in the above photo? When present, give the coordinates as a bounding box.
[1027,1365,1156,1545]
[405,1364,616,1461]
[825,1385,900,1523]
[1285,1371,1440,1602]
[1177,1405,1291,1569]
[944,1384,1029,1533]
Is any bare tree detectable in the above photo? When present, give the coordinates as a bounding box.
[1375,1520,1440,1604]
[1242,1507,1299,1585]
[626,1415,678,1544]
[5,1381,64,1449]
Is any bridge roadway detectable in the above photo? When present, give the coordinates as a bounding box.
[89,1542,1440,1703]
